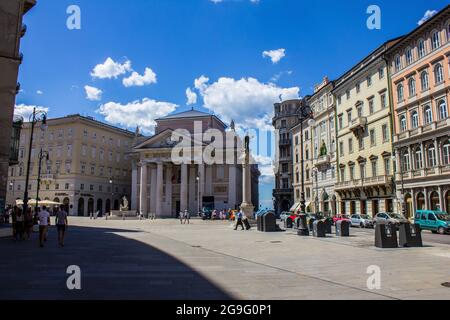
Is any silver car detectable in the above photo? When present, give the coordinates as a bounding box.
[373,212,408,227]
[350,214,374,228]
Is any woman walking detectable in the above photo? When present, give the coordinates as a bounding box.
[24,207,33,240]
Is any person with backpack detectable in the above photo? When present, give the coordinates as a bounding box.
[234,210,245,231]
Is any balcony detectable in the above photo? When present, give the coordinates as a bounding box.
[363,175,392,187]
[349,117,367,134]
[40,174,54,183]
[315,154,331,168]
[273,188,294,196]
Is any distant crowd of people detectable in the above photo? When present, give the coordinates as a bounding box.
[3,205,69,248]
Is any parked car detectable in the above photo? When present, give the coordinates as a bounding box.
[280,211,297,223]
[414,210,450,235]
[333,214,351,225]
[350,214,374,228]
[373,212,408,228]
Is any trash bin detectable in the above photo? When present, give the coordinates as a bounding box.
[308,218,316,232]
[257,214,263,231]
[375,223,398,248]
[324,218,333,234]
[336,220,350,237]
[313,220,326,238]
[399,223,422,247]
[285,217,293,229]
[261,212,277,232]
[297,214,309,236]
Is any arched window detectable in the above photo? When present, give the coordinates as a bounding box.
[432,30,441,50]
[418,39,426,58]
[408,78,416,97]
[394,55,402,72]
[397,83,404,102]
[414,146,423,169]
[434,63,444,84]
[402,150,410,171]
[399,115,407,132]
[411,111,419,128]
[428,144,436,167]
[421,71,429,91]
[406,47,413,65]
[443,143,450,165]
[423,105,433,124]
[438,100,448,120]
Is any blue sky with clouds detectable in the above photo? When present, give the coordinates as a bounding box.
[15,0,449,209]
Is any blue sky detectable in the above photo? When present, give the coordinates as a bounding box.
[16,0,449,208]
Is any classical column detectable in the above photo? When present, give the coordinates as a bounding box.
[228,165,237,209]
[165,165,173,216]
[156,162,164,217]
[150,165,157,214]
[139,162,148,216]
[189,165,196,213]
[180,163,188,211]
[435,138,441,167]
[131,161,138,211]
[438,185,444,211]
[205,165,213,196]
[198,164,205,211]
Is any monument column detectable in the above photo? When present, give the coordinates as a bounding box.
[228,165,237,209]
[131,160,138,211]
[198,164,205,211]
[139,162,148,216]
[156,162,164,217]
[180,163,188,211]
[240,135,254,219]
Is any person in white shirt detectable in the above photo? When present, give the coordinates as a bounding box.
[55,206,68,247]
[38,206,51,248]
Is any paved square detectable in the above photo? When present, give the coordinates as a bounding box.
[1,218,450,300]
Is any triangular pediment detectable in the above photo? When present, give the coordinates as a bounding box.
[133,129,206,150]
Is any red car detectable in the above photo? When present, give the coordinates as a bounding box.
[333,214,351,224]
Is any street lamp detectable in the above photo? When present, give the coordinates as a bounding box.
[297,103,313,214]
[196,176,201,216]
[23,108,47,215]
[392,153,406,216]
[35,149,49,211]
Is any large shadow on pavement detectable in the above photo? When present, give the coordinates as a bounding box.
[0,225,233,300]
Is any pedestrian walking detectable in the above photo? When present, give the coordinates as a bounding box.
[15,209,24,240]
[234,210,245,231]
[183,209,190,225]
[24,207,33,240]
[38,206,51,248]
[55,206,68,247]
[11,206,18,238]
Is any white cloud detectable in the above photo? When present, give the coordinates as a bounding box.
[262,48,286,64]
[91,57,132,79]
[122,67,157,87]
[418,10,438,25]
[97,98,178,134]
[84,85,103,101]
[186,88,197,105]
[14,104,49,120]
[36,90,43,95]
[270,70,293,83]
[194,75,210,92]
[195,76,299,130]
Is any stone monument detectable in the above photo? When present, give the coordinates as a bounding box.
[240,134,255,219]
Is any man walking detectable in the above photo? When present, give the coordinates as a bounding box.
[55,205,68,247]
[234,210,245,231]
[38,206,51,248]
[183,209,190,225]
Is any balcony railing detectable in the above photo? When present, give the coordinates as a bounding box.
[349,117,367,134]
[315,154,331,167]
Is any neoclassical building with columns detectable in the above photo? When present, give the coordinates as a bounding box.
[129,110,260,218]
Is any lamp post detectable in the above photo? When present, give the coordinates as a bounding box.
[297,103,313,214]
[392,152,406,216]
[35,148,49,211]
[312,167,319,214]
[196,176,200,217]
[23,108,47,215]
[109,178,114,214]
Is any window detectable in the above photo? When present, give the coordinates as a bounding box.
[400,115,407,132]
[349,166,355,180]
[55,184,59,190]
[92,147,96,158]
[90,185,94,191]
[384,158,391,175]
[82,145,87,156]
[65,183,69,190]
[65,162,71,174]
[408,78,416,97]
[367,75,372,87]
[443,143,450,165]
[428,145,436,167]
[358,135,364,150]
[83,129,88,138]
[81,165,86,174]
[280,120,287,128]
[346,90,350,100]
[434,63,444,84]
[424,105,433,124]
[438,100,448,120]
[418,39,426,58]
[338,115,343,129]
[356,82,360,93]
[371,161,377,177]
[339,141,344,157]
[381,93,387,109]
[340,167,345,181]
[414,147,423,169]
[397,84,404,102]
[368,99,375,114]
[382,124,389,142]
[348,138,353,154]
[357,105,363,117]
[370,129,376,146]
[421,71,429,91]
[395,55,402,72]
[403,151,410,171]
[67,144,72,157]
[347,110,352,124]
[431,30,441,50]
[406,48,413,65]
[378,67,385,79]
[91,166,95,175]
[80,184,84,191]
[411,111,419,129]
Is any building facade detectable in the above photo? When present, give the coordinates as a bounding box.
[309,77,338,215]
[130,110,260,218]
[333,39,401,217]
[387,6,450,218]
[7,115,135,216]
[272,100,303,215]
[0,0,35,215]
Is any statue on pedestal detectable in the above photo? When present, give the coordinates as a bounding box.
[120,196,129,212]
[240,134,255,219]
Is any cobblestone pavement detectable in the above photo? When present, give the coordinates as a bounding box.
[1,217,450,300]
